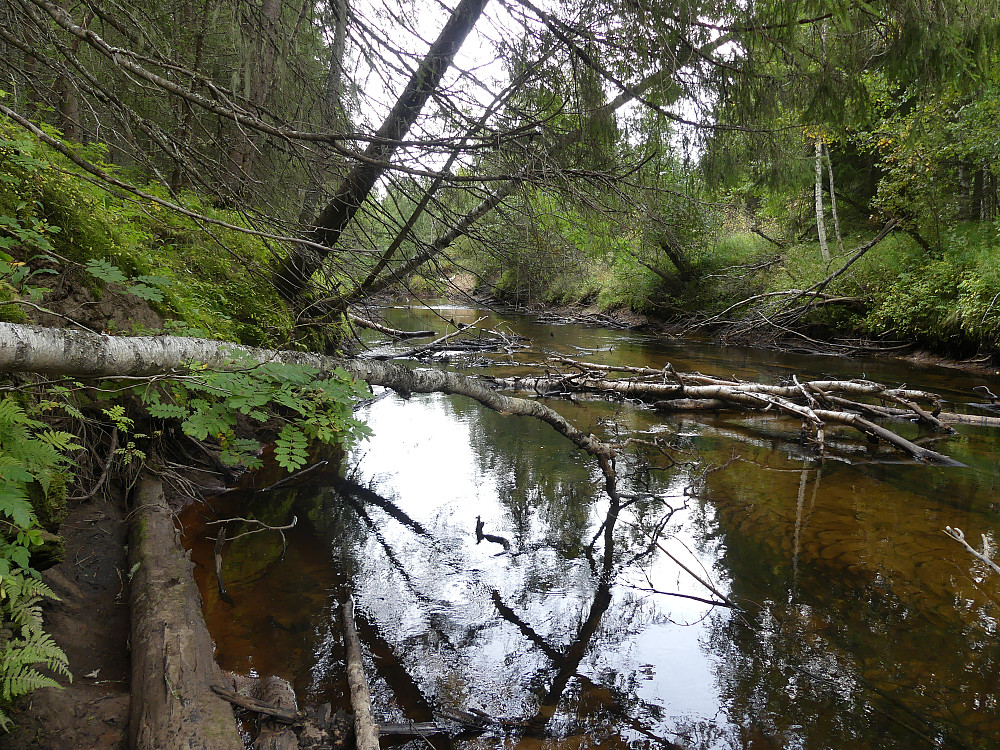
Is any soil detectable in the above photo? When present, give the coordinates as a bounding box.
[2,490,131,750]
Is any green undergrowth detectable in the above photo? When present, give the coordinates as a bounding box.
[0,117,295,347]
[0,116,376,728]
[464,217,1000,355]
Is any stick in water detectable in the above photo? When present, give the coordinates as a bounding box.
[342,596,379,750]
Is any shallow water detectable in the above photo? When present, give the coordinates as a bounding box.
[185,304,1000,749]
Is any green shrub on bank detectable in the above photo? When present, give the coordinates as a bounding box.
[864,223,1000,350]
[0,118,295,347]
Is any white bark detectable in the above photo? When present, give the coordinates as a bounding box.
[824,143,844,253]
[0,322,615,464]
[814,138,830,262]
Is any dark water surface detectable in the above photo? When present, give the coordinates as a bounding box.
[184,304,1000,750]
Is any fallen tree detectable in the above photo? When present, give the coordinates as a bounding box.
[0,321,615,469]
[486,358,980,465]
[129,475,243,750]
[0,322,972,468]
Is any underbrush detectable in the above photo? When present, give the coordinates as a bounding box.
[0,118,295,346]
[460,213,1000,356]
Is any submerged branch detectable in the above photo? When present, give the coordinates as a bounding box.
[489,366,965,465]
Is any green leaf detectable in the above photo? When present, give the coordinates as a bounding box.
[147,402,189,420]
[274,424,308,472]
[85,258,127,285]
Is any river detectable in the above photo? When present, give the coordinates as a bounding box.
[183,303,1000,750]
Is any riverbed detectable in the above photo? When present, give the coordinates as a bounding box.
[184,303,1000,750]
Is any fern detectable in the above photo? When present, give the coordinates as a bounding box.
[0,397,76,729]
[0,569,70,730]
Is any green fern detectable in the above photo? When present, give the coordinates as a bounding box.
[0,396,77,730]
[0,569,70,730]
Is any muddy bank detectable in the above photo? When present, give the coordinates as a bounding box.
[3,490,130,750]
[3,471,245,750]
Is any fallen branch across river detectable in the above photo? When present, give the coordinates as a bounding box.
[487,360,979,465]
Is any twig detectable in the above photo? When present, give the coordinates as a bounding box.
[257,460,329,492]
[944,526,1000,576]
[214,524,233,606]
[205,515,297,556]
[386,316,487,359]
[69,429,118,501]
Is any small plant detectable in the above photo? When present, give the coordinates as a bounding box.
[85,258,170,302]
[0,570,70,731]
[143,357,372,472]
[0,397,77,729]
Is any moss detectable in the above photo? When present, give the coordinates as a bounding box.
[25,473,67,534]
[0,119,305,348]
[28,530,65,571]
[0,283,28,323]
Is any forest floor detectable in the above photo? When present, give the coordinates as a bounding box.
[3,490,130,750]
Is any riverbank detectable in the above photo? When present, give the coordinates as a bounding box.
[444,219,1000,366]
[445,284,1000,376]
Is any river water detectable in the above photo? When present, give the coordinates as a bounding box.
[184,303,1000,750]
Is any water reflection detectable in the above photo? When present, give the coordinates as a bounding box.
[187,305,1000,750]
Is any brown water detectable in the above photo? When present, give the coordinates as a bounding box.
[184,304,1000,750]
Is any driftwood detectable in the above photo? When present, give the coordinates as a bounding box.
[129,475,243,750]
[252,677,300,750]
[347,312,434,339]
[489,361,978,465]
[369,316,529,360]
[944,526,1000,576]
[342,596,380,750]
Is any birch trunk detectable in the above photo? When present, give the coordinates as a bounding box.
[814,138,830,262]
[824,143,844,253]
[0,322,615,463]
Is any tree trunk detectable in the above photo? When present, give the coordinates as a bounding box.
[824,143,844,253]
[274,0,492,300]
[814,138,829,262]
[298,0,349,226]
[0,322,616,463]
[329,36,730,309]
[129,475,242,750]
[225,0,283,196]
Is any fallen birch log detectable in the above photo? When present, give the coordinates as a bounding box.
[489,369,967,465]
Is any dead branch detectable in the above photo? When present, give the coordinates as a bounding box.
[944,526,1000,576]
[342,596,379,750]
[490,368,964,464]
[347,313,434,339]
[378,316,486,359]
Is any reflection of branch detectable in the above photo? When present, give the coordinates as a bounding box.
[944,526,1000,576]
[489,589,561,660]
[626,582,734,609]
[337,478,432,537]
[652,538,736,608]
